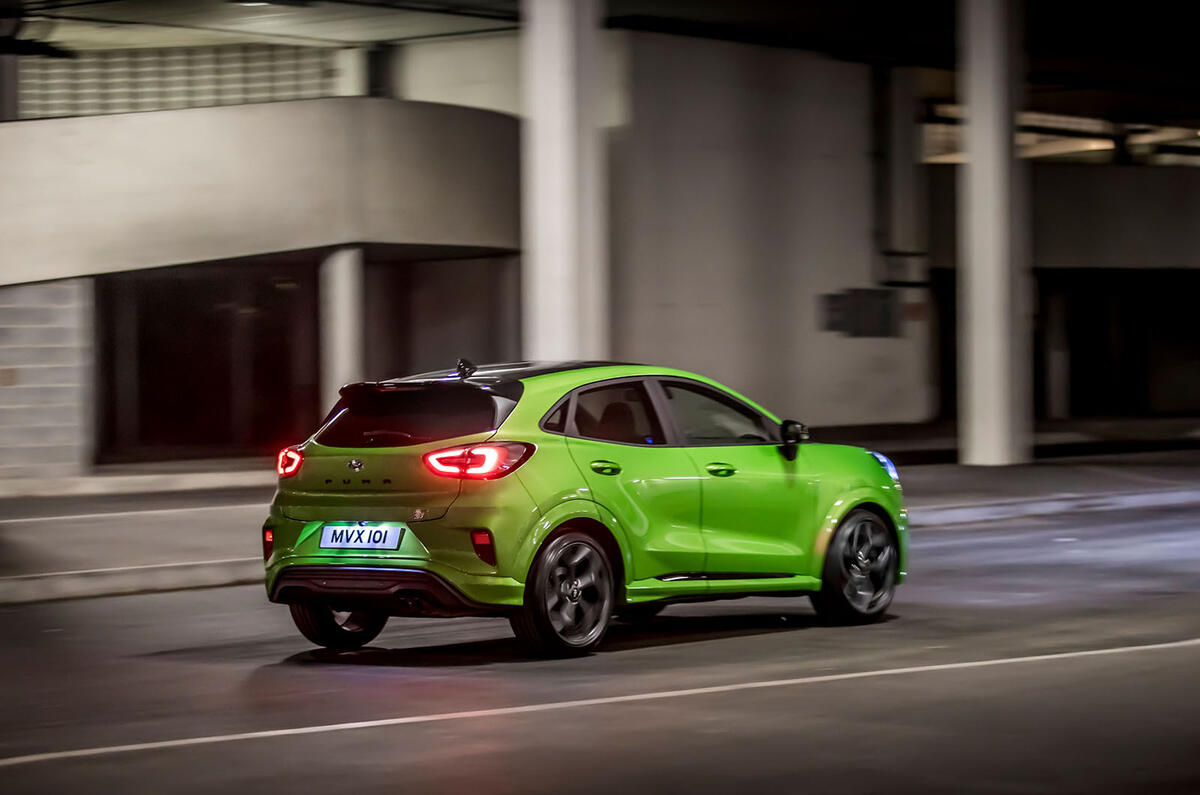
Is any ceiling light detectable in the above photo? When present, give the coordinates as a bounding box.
[229,0,315,6]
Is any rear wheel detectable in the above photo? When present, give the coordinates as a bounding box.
[810,508,897,624]
[288,603,388,650]
[510,532,615,656]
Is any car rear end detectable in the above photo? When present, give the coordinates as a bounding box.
[263,378,541,617]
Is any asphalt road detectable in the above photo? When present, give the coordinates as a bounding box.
[1,502,1199,793]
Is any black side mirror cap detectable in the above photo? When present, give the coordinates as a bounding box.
[780,419,809,445]
[780,420,808,460]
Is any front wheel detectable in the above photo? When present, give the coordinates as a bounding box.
[810,508,897,624]
[510,532,615,656]
[288,603,388,650]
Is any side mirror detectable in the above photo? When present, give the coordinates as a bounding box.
[780,419,808,460]
[780,419,809,445]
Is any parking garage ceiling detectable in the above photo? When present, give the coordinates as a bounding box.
[15,1,520,47]
[12,0,1200,125]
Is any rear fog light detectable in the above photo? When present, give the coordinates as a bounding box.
[470,529,497,566]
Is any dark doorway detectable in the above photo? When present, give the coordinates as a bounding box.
[1041,269,1200,418]
[95,256,320,462]
[930,267,1200,423]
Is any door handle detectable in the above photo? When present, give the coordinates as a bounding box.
[590,460,622,476]
[705,462,737,477]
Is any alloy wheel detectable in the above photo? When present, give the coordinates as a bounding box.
[839,515,896,613]
[543,540,612,646]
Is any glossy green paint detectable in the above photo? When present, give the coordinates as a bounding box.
[567,435,705,578]
[264,364,907,611]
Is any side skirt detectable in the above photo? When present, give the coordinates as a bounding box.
[623,573,821,604]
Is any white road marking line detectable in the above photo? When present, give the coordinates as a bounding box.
[0,504,268,525]
[1081,464,1187,488]
[0,558,260,580]
[1,636,1197,769]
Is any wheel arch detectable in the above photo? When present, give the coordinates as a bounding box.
[855,501,898,541]
[515,499,631,593]
[540,517,628,599]
[808,492,905,580]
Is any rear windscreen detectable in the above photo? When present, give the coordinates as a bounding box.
[314,385,516,448]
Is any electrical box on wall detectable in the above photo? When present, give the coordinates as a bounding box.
[820,288,901,338]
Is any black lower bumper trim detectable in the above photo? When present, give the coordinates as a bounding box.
[270,566,504,618]
[656,571,796,582]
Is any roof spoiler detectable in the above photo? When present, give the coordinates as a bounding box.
[338,365,481,398]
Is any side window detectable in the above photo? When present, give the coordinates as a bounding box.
[573,382,665,445]
[542,402,568,433]
[661,381,771,445]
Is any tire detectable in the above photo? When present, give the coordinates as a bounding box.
[510,531,615,656]
[810,508,898,624]
[288,602,388,650]
[615,602,665,624]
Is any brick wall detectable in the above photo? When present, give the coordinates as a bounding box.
[0,279,92,478]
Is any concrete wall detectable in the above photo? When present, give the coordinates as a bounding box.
[0,98,519,286]
[397,30,630,128]
[611,33,932,426]
[929,162,1200,270]
[0,279,92,477]
[363,255,521,381]
[395,30,934,426]
[397,32,522,116]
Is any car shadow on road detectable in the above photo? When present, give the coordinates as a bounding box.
[277,610,884,668]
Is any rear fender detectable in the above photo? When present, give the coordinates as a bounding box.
[510,499,603,583]
[588,502,635,586]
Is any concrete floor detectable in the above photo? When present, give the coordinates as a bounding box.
[1,503,1199,793]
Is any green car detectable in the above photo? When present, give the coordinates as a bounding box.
[264,361,907,655]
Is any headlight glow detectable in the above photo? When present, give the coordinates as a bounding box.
[869,451,900,483]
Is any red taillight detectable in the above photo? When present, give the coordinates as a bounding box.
[470,529,497,565]
[262,526,274,562]
[276,447,303,477]
[423,442,533,480]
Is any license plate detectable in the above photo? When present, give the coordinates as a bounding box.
[319,523,405,550]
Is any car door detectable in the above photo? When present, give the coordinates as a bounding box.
[653,378,817,576]
[563,379,706,581]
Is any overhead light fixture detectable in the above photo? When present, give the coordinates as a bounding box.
[229,0,315,6]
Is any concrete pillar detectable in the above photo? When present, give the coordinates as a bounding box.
[520,0,608,359]
[0,55,17,121]
[957,0,1032,465]
[320,248,364,411]
[332,48,369,96]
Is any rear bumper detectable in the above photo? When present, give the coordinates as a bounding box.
[269,565,514,617]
